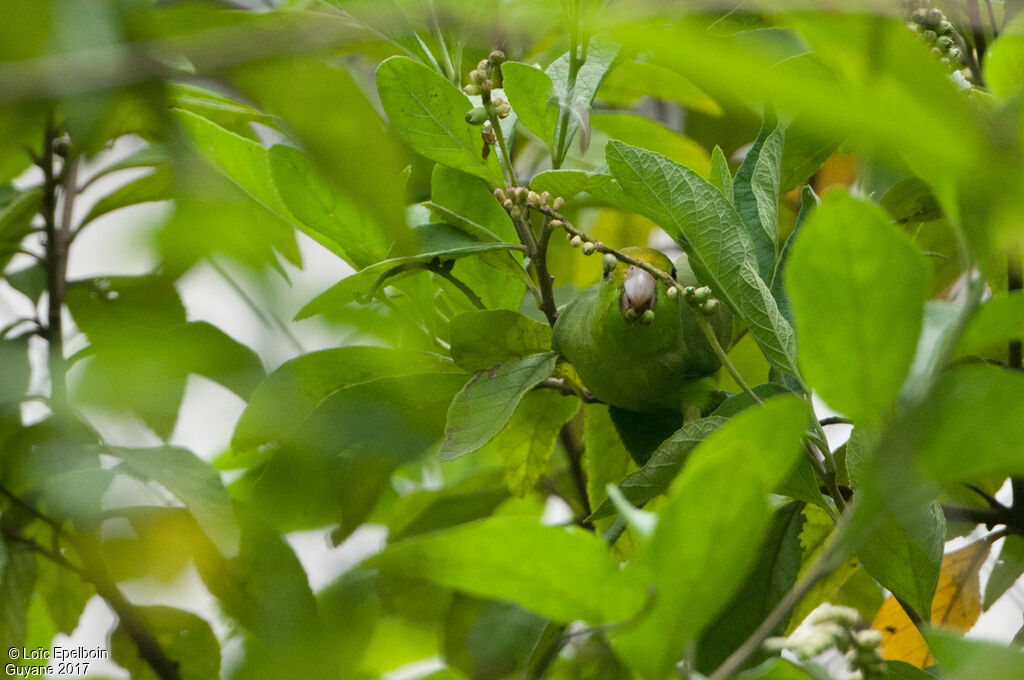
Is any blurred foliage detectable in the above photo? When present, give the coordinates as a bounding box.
[1,1,1024,679]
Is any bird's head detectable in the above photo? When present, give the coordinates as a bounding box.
[601,247,676,324]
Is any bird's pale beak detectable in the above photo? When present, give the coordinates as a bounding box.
[621,266,657,318]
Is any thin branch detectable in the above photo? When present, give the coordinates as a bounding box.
[560,424,593,525]
[0,527,83,576]
[533,217,560,326]
[695,312,760,405]
[537,377,599,403]
[942,503,1014,527]
[210,257,304,354]
[819,416,853,426]
[433,263,487,310]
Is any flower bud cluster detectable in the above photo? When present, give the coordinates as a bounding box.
[681,285,720,315]
[764,605,886,679]
[494,185,566,224]
[903,1,964,71]
[463,50,506,96]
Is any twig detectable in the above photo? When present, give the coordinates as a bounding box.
[559,425,593,525]
[537,377,599,403]
[0,527,83,576]
[533,217,560,326]
[433,263,487,310]
[694,312,760,405]
[819,416,853,426]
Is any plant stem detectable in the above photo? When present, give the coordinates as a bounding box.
[39,124,68,412]
[534,218,560,325]
[694,312,760,405]
[559,424,593,524]
[433,264,487,310]
[552,0,583,168]
[481,88,518,189]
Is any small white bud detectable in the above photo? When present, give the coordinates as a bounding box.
[581,241,595,255]
[570,235,583,248]
[552,196,565,210]
[666,286,679,298]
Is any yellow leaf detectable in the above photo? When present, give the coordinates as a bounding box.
[871,540,990,668]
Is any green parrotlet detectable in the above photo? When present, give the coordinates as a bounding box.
[552,247,733,415]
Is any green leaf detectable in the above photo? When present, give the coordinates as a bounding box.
[442,594,547,680]
[0,187,43,272]
[376,56,500,184]
[884,661,940,679]
[956,291,1024,358]
[581,403,634,534]
[34,555,93,635]
[899,301,960,405]
[294,223,524,321]
[697,502,805,674]
[111,606,220,680]
[733,658,831,680]
[606,140,799,379]
[734,118,784,279]
[612,395,809,679]
[236,372,466,535]
[547,36,620,159]
[708,145,733,201]
[449,310,552,372]
[81,165,172,227]
[439,352,559,461]
[786,191,928,424]
[485,390,579,496]
[769,185,818,326]
[925,629,1024,680]
[881,177,943,224]
[590,111,710,177]
[778,120,838,194]
[527,168,610,200]
[232,347,456,451]
[599,60,721,116]
[711,383,793,418]
[984,33,1024,99]
[367,516,645,623]
[0,540,36,655]
[386,470,509,542]
[588,416,726,521]
[983,535,1024,610]
[427,165,517,243]
[847,428,944,617]
[113,446,240,558]
[268,144,391,269]
[502,61,559,149]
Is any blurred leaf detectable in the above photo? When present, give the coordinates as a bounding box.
[32,544,92,635]
[872,541,989,668]
[697,501,804,674]
[387,469,509,542]
[5,263,47,304]
[612,395,808,679]
[881,177,943,224]
[582,403,634,536]
[708,145,733,200]
[268,144,391,269]
[367,516,645,623]
[925,628,1024,680]
[439,352,559,461]
[591,111,710,177]
[899,301,959,406]
[786,191,928,423]
[0,337,30,409]
[318,569,380,677]
[956,291,1024,359]
[588,416,726,521]
[778,120,837,194]
[599,59,720,116]
[884,661,938,679]
[112,446,239,558]
[41,467,113,528]
[787,504,857,634]
[295,223,524,321]
[484,389,579,496]
[528,168,610,201]
[0,540,36,655]
[80,165,172,226]
[377,56,500,184]
[711,383,792,418]
[983,535,1024,611]
[0,186,42,272]
[606,140,799,378]
[111,605,220,680]
[984,33,1024,100]
[732,658,831,680]
[502,61,559,150]
[442,594,546,680]
[233,346,454,451]
[734,118,784,279]
[448,310,552,372]
[169,82,276,139]
[237,372,466,534]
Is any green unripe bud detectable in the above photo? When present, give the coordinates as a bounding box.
[938,20,953,35]
[570,235,582,248]
[925,8,942,28]
[683,286,696,300]
[692,286,711,304]
[948,47,962,62]
[602,253,617,274]
[470,68,486,85]
[581,241,596,255]
[552,196,565,210]
[936,36,954,51]
[931,46,942,57]
[493,98,511,118]
[509,204,522,218]
[478,59,490,72]
[463,83,482,95]
[624,308,639,320]
[641,309,655,324]
[465,106,488,125]
[488,50,506,65]
[481,79,494,91]
[700,299,719,314]
[911,7,927,23]
[923,29,937,43]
